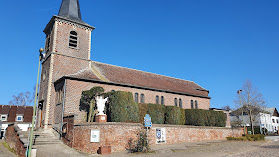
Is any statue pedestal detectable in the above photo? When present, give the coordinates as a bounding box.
[95,115,107,123]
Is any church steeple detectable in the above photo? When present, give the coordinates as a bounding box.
[58,0,82,22]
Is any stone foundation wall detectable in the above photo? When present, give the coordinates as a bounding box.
[62,117,243,154]
[5,125,26,157]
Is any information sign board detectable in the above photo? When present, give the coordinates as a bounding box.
[90,130,100,143]
[156,128,166,144]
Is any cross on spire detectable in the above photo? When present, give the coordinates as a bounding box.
[58,0,82,22]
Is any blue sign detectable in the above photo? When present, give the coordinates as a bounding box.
[156,128,161,139]
[144,114,152,127]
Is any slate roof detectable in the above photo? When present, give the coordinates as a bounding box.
[64,61,210,98]
[263,107,279,117]
[0,105,33,123]
[58,0,82,22]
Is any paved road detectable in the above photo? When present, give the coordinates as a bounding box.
[231,136,279,157]
[0,139,17,157]
[34,136,279,157]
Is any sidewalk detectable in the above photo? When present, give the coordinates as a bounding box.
[35,138,273,157]
[0,139,17,157]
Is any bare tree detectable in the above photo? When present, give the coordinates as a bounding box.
[235,80,266,134]
[9,86,36,106]
[222,105,232,111]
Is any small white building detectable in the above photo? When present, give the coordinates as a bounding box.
[261,107,279,133]
[230,107,279,134]
[0,105,33,139]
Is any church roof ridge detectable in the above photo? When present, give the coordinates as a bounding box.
[91,61,208,91]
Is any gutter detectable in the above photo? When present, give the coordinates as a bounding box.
[60,79,67,138]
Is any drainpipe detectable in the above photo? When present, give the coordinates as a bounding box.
[60,79,67,139]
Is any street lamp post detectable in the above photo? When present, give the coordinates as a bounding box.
[238,89,246,135]
[28,48,44,157]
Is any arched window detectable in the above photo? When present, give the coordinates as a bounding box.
[134,93,138,103]
[174,98,178,107]
[140,93,145,103]
[191,100,194,109]
[179,98,182,108]
[161,96,164,105]
[195,100,198,109]
[155,95,159,104]
[69,31,78,48]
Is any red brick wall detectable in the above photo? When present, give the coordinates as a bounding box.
[65,122,242,154]
[64,79,210,124]
[5,125,26,157]
[62,115,75,147]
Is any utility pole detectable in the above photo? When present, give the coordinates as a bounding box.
[28,48,44,157]
[238,89,246,135]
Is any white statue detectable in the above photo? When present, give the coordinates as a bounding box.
[96,95,108,116]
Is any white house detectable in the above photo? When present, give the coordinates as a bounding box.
[0,105,33,139]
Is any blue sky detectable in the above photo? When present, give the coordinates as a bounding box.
[0,0,278,109]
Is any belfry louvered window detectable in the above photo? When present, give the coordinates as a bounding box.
[69,31,78,48]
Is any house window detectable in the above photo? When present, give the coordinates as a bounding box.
[195,100,198,109]
[155,95,159,104]
[277,119,279,123]
[191,100,194,109]
[69,31,78,48]
[134,93,139,103]
[272,119,275,123]
[179,98,182,108]
[16,115,23,122]
[161,96,164,105]
[140,94,145,103]
[174,98,178,107]
[1,115,7,122]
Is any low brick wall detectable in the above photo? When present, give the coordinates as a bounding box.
[5,124,26,157]
[62,116,243,154]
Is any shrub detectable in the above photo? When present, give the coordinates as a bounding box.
[226,134,265,141]
[105,91,139,122]
[165,106,185,125]
[127,130,150,153]
[148,104,165,124]
[80,86,104,122]
[138,103,148,123]
[185,109,226,127]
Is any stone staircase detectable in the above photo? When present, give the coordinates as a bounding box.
[19,130,62,148]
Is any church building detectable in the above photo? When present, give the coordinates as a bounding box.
[37,0,211,130]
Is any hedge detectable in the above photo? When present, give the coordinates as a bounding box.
[105,91,139,123]
[148,104,165,124]
[185,109,226,127]
[165,106,185,125]
[226,134,265,141]
[138,103,165,124]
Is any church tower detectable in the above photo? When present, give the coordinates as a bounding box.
[38,0,94,129]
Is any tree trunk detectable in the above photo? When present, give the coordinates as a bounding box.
[88,100,94,122]
[249,110,254,135]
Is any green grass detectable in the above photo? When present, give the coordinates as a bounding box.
[2,141,17,155]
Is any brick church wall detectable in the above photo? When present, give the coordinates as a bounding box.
[63,79,210,124]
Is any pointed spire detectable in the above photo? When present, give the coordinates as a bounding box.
[58,0,82,22]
